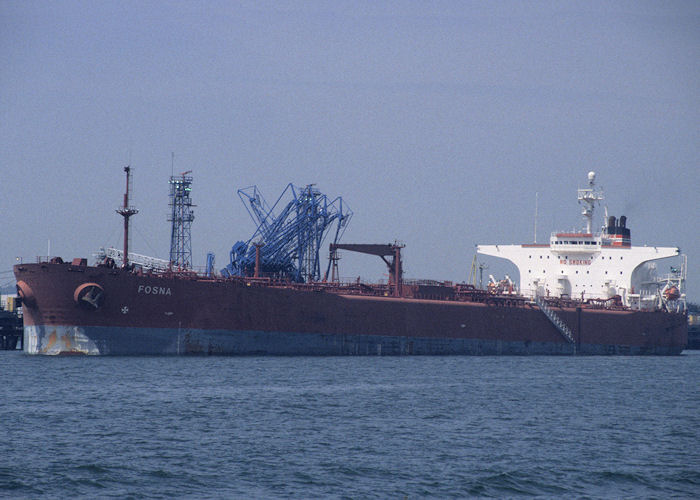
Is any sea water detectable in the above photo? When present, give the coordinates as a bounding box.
[1,351,699,498]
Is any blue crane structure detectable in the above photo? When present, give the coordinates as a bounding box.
[222,183,352,282]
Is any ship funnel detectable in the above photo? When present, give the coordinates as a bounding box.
[619,215,626,228]
[608,216,616,229]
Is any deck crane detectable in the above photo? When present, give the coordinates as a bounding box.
[222,184,352,282]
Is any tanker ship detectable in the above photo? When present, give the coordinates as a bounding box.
[13,169,687,355]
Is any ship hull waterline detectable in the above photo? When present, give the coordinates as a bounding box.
[23,324,683,356]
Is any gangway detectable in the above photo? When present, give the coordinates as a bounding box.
[95,247,171,272]
[534,295,576,353]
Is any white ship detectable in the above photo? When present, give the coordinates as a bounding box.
[478,172,686,312]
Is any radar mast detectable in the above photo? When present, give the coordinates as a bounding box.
[577,171,604,233]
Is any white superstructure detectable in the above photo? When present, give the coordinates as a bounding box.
[478,172,686,311]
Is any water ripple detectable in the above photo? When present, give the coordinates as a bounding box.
[1,351,699,498]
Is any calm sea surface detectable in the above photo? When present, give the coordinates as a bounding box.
[1,351,699,499]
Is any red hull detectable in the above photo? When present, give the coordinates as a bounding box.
[14,261,687,355]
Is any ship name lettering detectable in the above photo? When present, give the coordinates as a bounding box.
[137,284,172,296]
[560,259,591,266]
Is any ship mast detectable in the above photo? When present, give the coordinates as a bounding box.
[577,171,603,234]
[168,170,195,270]
[116,166,139,268]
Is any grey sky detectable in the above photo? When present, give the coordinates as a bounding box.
[1,1,698,299]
